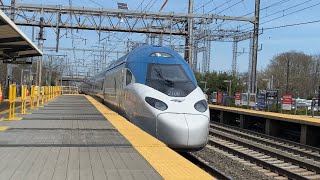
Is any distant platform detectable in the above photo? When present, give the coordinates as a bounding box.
[0,95,212,179]
[210,104,320,146]
[210,105,320,127]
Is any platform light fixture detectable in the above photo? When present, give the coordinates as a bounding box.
[200,81,208,92]
[223,80,232,97]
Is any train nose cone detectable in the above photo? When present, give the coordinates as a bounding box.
[156,113,209,149]
[185,114,209,147]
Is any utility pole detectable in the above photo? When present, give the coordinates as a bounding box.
[184,0,193,68]
[5,0,15,89]
[250,0,260,93]
[10,0,15,21]
[232,40,238,76]
[36,17,45,86]
[286,57,290,93]
[56,13,61,52]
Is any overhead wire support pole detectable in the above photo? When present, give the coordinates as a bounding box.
[250,0,261,93]
[56,12,61,52]
[37,16,45,87]
[185,0,193,67]
[10,0,15,21]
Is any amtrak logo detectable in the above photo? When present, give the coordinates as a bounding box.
[170,99,185,102]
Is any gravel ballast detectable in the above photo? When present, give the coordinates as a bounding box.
[194,146,277,180]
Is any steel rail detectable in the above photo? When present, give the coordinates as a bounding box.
[210,122,320,154]
[210,123,320,162]
[208,139,309,180]
[210,131,320,174]
[180,152,231,180]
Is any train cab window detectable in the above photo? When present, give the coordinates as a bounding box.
[146,64,196,97]
[150,52,173,58]
[126,69,132,85]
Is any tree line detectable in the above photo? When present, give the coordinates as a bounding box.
[259,51,319,99]
[196,51,320,99]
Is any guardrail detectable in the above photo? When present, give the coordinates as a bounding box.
[21,85,27,114]
[61,86,79,95]
[1,85,62,120]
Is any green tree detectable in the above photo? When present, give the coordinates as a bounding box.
[194,71,244,96]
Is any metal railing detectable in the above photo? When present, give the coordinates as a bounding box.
[61,86,79,95]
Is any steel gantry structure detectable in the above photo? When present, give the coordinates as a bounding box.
[0,3,253,35]
[193,29,252,74]
[1,1,260,93]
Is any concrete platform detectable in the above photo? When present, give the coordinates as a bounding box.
[0,95,213,179]
[210,104,320,146]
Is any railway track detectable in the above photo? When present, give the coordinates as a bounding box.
[209,122,320,180]
[180,152,231,180]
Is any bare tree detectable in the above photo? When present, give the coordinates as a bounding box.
[264,51,314,98]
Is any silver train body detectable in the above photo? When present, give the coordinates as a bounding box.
[80,45,209,150]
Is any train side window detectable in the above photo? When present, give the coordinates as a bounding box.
[126,69,132,85]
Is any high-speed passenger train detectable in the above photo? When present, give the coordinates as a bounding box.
[80,45,209,150]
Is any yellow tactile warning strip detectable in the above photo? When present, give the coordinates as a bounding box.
[86,95,214,180]
[0,126,9,131]
[62,94,82,96]
[210,105,320,127]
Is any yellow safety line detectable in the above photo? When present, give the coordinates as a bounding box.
[0,126,9,131]
[62,94,82,96]
[0,117,22,121]
[210,105,320,125]
[86,95,214,180]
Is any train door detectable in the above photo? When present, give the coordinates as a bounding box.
[118,69,126,109]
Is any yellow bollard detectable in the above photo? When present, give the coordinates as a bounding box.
[48,86,50,101]
[30,85,35,110]
[52,86,56,99]
[21,85,27,114]
[48,86,51,101]
[45,86,49,103]
[51,86,53,99]
[8,84,16,120]
[44,86,46,103]
[0,84,3,105]
[1,84,22,121]
[50,86,52,99]
[41,86,45,105]
[35,86,40,107]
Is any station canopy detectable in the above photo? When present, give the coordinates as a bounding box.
[0,10,42,63]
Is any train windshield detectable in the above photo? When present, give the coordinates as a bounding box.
[146,64,196,97]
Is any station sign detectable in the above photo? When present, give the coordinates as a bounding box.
[266,90,278,99]
[241,93,248,106]
[257,90,266,109]
[217,92,223,104]
[212,92,217,103]
[249,93,256,107]
[235,92,241,105]
[282,94,292,110]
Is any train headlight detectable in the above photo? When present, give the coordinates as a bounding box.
[194,100,208,112]
[145,97,168,111]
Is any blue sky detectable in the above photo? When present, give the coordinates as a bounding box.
[3,0,320,75]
